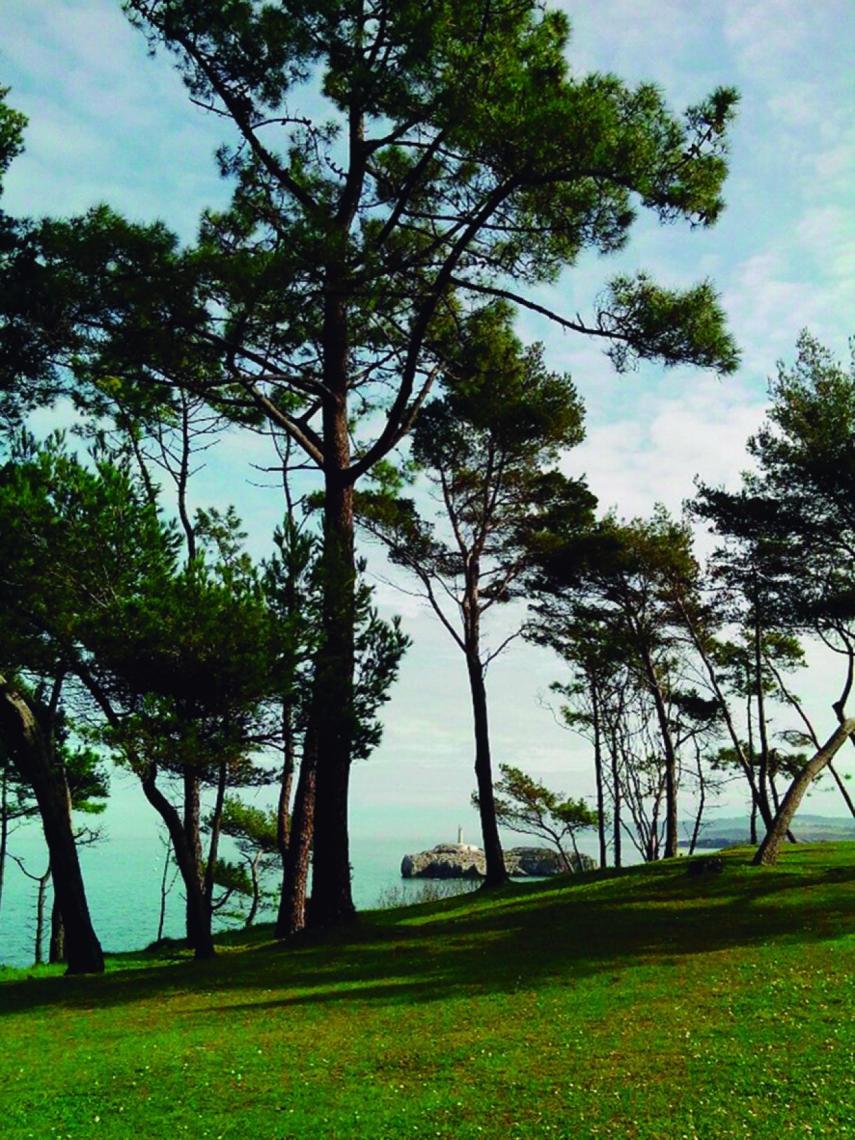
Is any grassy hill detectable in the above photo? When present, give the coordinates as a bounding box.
[1,844,853,1138]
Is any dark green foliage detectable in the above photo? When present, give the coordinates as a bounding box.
[694,334,855,638]
[0,435,283,782]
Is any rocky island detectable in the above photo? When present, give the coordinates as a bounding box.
[401,842,596,879]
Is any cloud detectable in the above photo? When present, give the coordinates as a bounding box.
[567,372,765,520]
[1,0,229,236]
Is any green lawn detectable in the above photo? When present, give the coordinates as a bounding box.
[2,844,853,1138]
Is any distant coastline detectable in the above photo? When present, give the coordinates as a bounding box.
[680,813,855,849]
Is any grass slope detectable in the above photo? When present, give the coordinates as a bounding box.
[1,844,853,1139]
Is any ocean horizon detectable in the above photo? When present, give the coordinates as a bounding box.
[0,824,610,970]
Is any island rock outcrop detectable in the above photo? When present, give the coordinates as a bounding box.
[400,843,595,879]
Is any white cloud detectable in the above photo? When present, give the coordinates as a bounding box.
[568,374,765,519]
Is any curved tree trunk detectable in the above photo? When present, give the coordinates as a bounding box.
[140,763,215,958]
[754,718,855,866]
[245,853,262,928]
[0,676,104,974]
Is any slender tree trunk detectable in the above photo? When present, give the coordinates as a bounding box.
[277,724,318,936]
[591,679,607,869]
[677,601,763,819]
[245,853,261,928]
[0,761,8,917]
[49,892,65,964]
[34,864,50,966]
[203,761,228,912]
[769,767,782,812]
[465,640,508,887]
[609,726,622,869]
[140,763,214,958]
[277,700,296,866]
[752,604,775,829]
[749,796,758,845]
[688,742,706,856]
[754,719,855,865]
[640,647,678,858]
[183,768,204,938]
[0,676,104,974]
[157,836,173,942]
[828,760,855,818]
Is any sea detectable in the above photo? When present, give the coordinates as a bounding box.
[0,824,607,970]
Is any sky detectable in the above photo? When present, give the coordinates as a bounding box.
[1,0,854,845]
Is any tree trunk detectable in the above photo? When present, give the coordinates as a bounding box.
[0,676,104,974]
[465,648,508,887]
[157,837,172,942]
[183,767,204,938]
[688,742,706,856]
[277,723,318,936]
[591,679,607,869]
[49,892,65,964]
[0,759,8,917]
[140,763,215,958]
[749,796,758,845]
[678,600,764,821]
[754,719,855,866]
[640,647,679,858]
[751,608,775,829]
[609,726,622,869]
[34,864,50,966]
[203,761,228,912]
[828,759,855,818]
[245,853,261,928]
[277,699,296,863]
[310,453,355,925]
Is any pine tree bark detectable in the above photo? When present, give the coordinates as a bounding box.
[49,893,65,964]
[140,763,215,958]
[277,722,317,936]
[0,675,103,974]
[277,699,296,862]
[754,719,855,866]
[203,761,228,912]
[590,679,608,869]
[310,322,357,926]
[466,648,508,888]
[182,768,204,935]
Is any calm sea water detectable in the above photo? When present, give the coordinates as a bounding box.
[0,828,605,969]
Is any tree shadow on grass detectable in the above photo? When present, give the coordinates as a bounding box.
[2,848,852,1019]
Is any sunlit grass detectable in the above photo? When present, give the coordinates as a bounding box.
[1,843,853,1137]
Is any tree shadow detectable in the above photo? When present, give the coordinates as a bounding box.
[2,848,852,1019]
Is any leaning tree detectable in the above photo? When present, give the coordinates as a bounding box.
[694,334,855,863]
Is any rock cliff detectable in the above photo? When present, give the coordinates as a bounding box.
[400,843,595,878]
